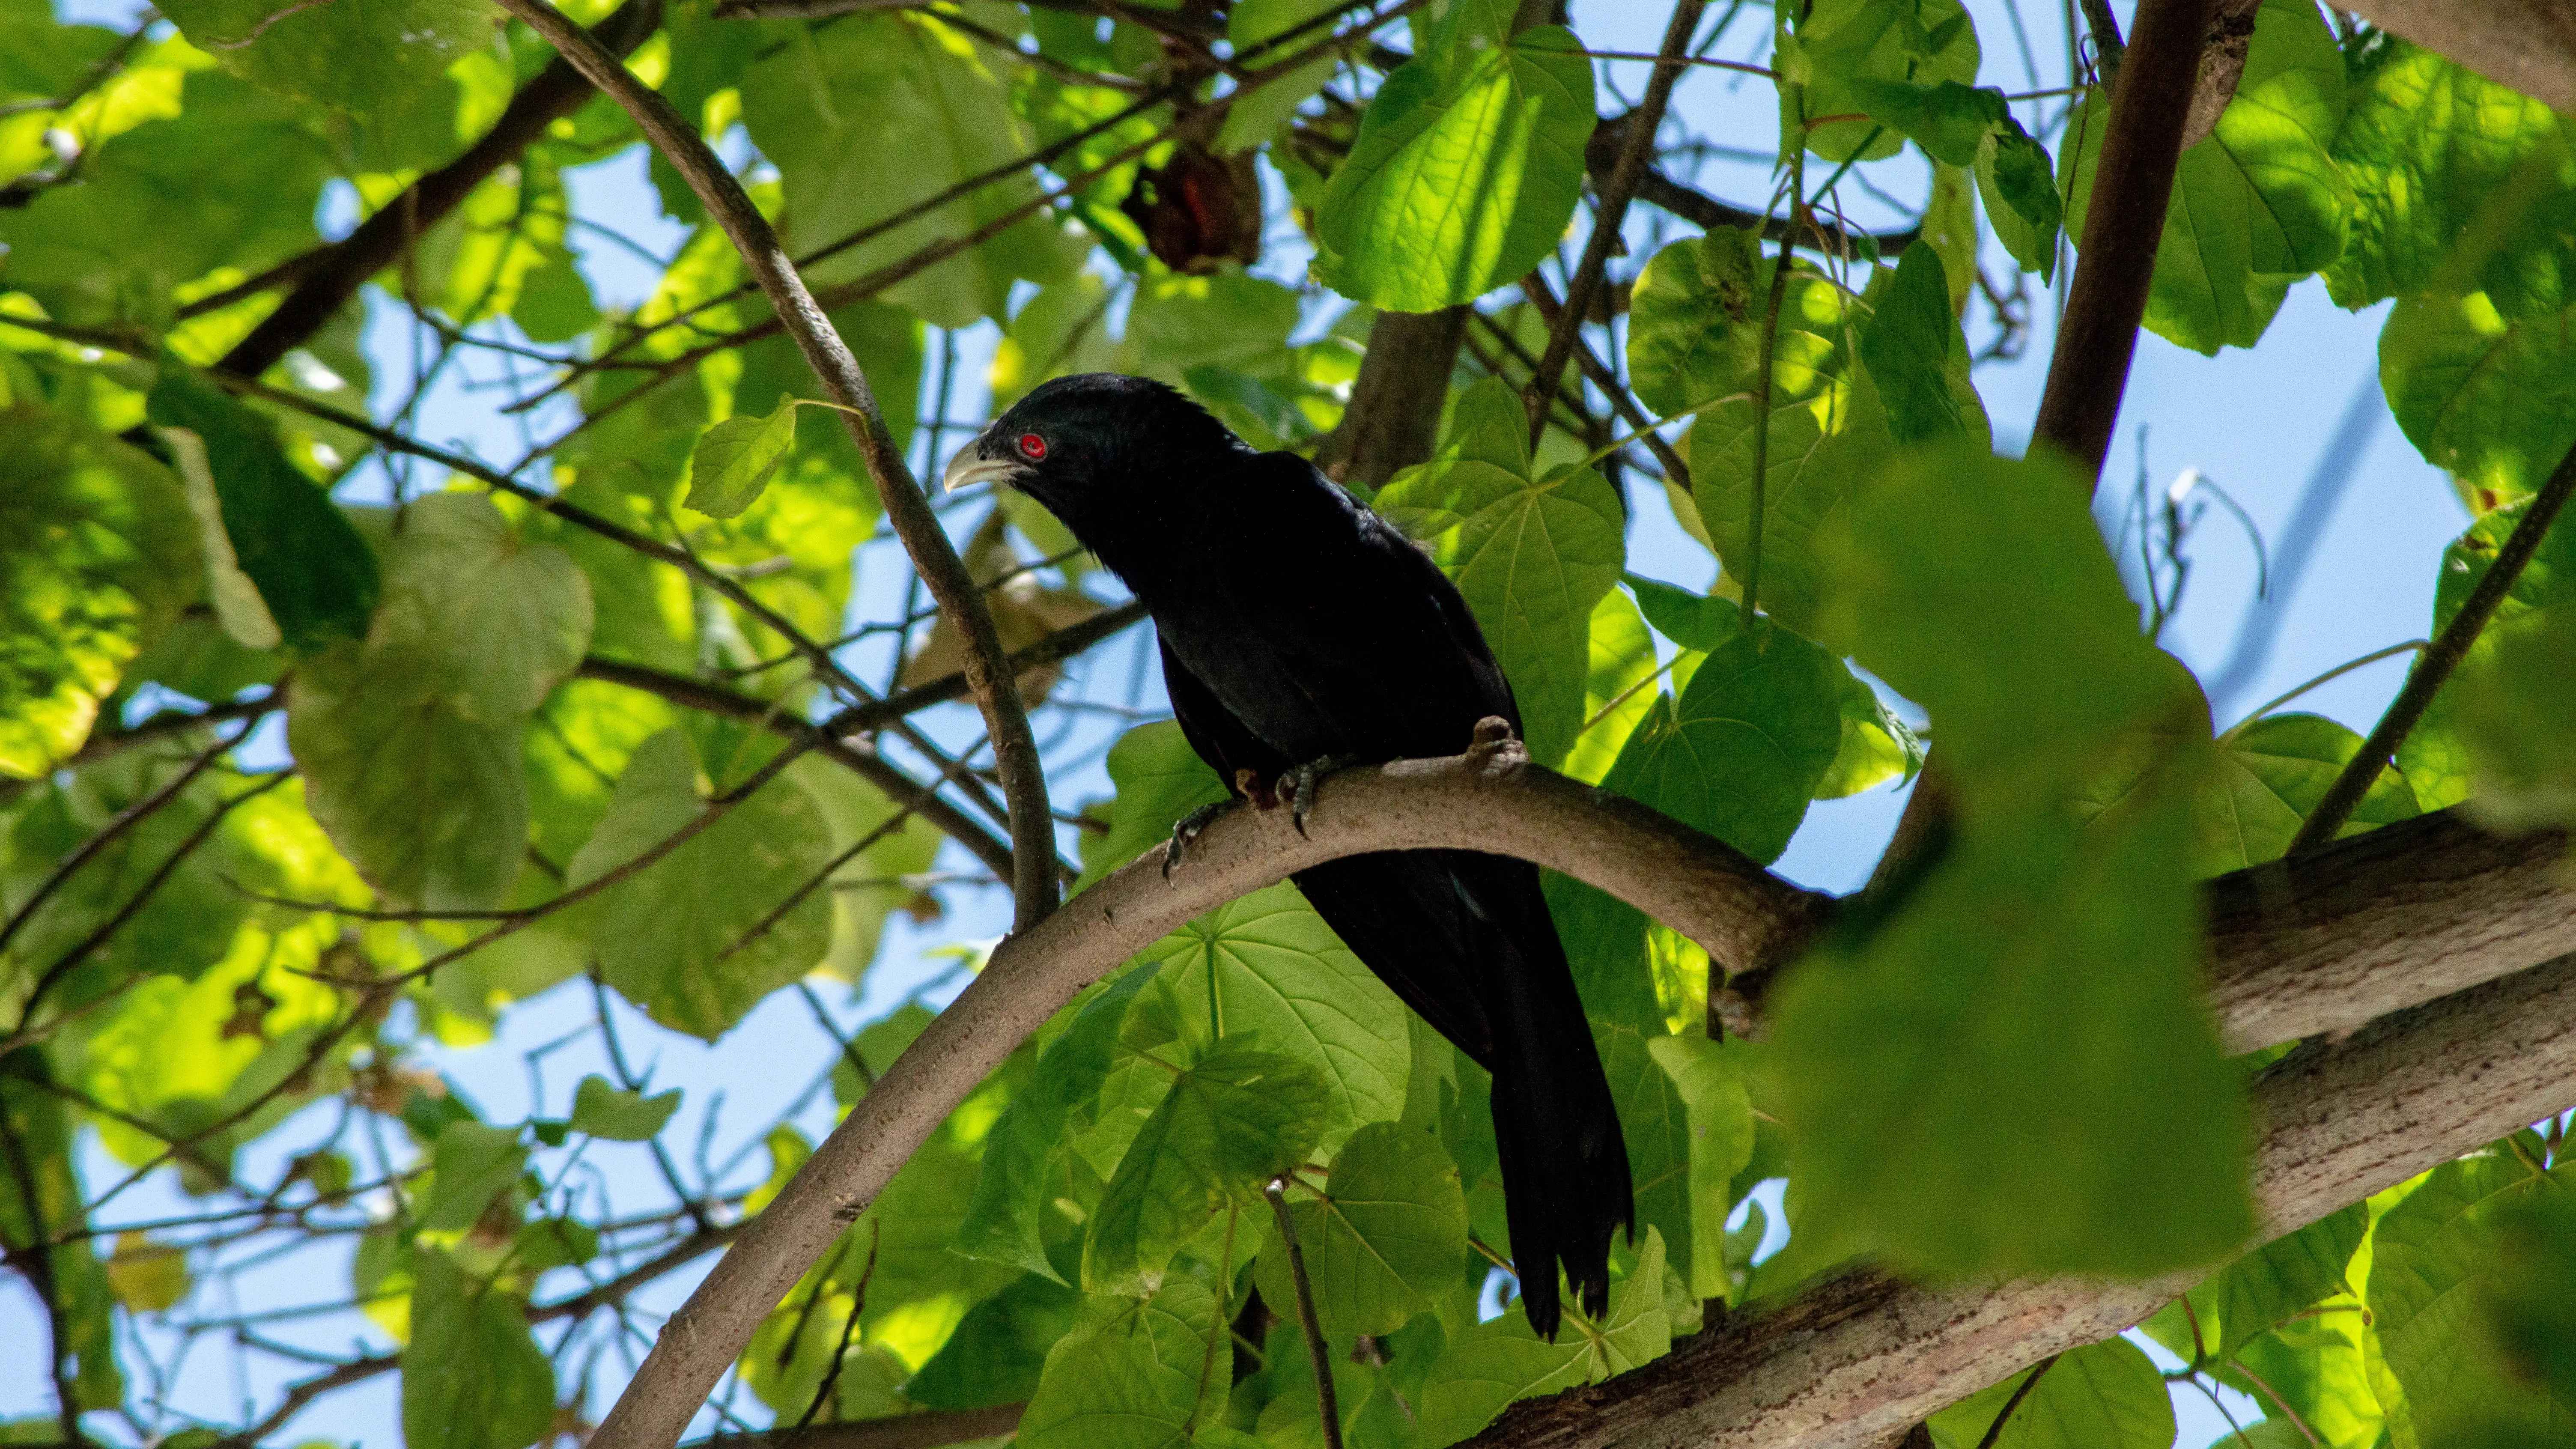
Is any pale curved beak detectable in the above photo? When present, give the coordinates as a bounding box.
[939,442,1031,494]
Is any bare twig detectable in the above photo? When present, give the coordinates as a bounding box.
[2287,438,2576,853]
[493,0,1060,931]
[1265,1178,1345,1449]
[1527,0,1706,445]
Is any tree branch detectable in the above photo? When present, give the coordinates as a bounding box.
[493,0,1061,932]
[2030,0,2211,485]
[2340,0,2576,116]
[1311,308,1472,489]
[1586,113,1923,255]
[585,717,2574,1448]
[682,1404,1025,1449]
[2287,438,2576,853]
[571,657,1022,886]
[1463,946,2576,1447]
[212,0,666,379]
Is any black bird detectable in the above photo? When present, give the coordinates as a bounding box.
[942,373,1633,1337]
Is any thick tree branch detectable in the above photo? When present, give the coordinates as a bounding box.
[683,1404,1025,1449]
[1311,307,1472,488]
[587,717,2573,1448]
[2342,0,2576,116]
[212,0,665,378]
[1466,947,2576,1447]
[495,0,1061,932]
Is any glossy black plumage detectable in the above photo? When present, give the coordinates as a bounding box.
[948,373,1634,1338]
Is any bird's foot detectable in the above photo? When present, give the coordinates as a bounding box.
[1276,754,1356,838]
[1163,798,1237,880]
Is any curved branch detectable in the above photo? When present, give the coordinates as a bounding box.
[493,0,1061,932]
[587,719,2574,1448]
[1466,947,2576,1447]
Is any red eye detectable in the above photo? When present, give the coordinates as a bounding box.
[1015,432,1048,462]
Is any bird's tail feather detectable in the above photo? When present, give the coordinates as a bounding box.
[1486,953,1633,1340]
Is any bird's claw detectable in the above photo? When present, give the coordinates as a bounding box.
[1277,755,1354,838]
[1162,798,1235,879]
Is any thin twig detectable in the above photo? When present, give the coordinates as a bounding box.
[2288,441,2576,852]
[1973,1353,2058,1449]
[1264,1178,1344,1449]
[1527,0,1706,446]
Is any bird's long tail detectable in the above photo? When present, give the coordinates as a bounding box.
[1485,928,1634,1340]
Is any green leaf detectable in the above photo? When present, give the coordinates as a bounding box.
[907,1271,1083,1411]
[1627,572,1743,653]
[289,492,589,911]
[742,13,1083,327]
[1121,271,1304,383]
[1977,120,2063,282]
[1083,1041,1330,1294]
[2484,1180,2576,1404]
[146,371,378,652]
[2397,494,2576,808]
[1145,881,1411,1155]
[958,961,1167,1281]
[364,492,593,723]
[569,729,837,1041]
[1646,1034,1756,1302]
[2144,1203,2368,1364]
[785,753,946,984]
[1414,1300,1590,1444]
[2458,604,2576,833]
[567,1076,681,1142]
[1581,1224,1674,1376]
[1377,378,1627,766]
[1593,623,1844,865]
[1843,78,2009,167]
[2380,288,2576,506]
[1685,262,1896,635]
[1627,229,1765,417]
[1597,1026,1695,1296]
[1766,681,2251,1277]
[2223,1292,2383,1448]
[1074,722,1231,892]
[1818,445,2178,784]
[1255,1122,1468,1336]
[1562,586,1660,786]
[2325,44,2576,322]
[2060,0,2351,355]
[0,75,330,330]
[0,404,195,777]
[104,1231,190,1313]
[1926,1338,2176,1449]
[287,642,530,912]
[420,1121,525,1233]
[158,427,278,650]
[1312,26,1597,310]
[1018,1276,1228,1449]
[158,0,484,114]
[1815,662,1923,800]
[400,1249,557,1449]
[2188,713,2418,871]
[2367,1148,2576,1447]
[684,399,801,520]
[1860,241,1991,447]
[1784,0,1980,163]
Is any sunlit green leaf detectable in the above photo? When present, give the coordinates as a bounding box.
[684,398,801,520]
[400,1249,555,1449]
[158,0,485,114]
[1083,1040,1330,1293]
[1018,1276,1228,1449]
[1783,0,1980,163]
[2380,287,2576,506]
[1926,1338,2176,1449]
[1255,1122,1468,1336]
[567,1075,680,1142]
[1312,26,1596,310]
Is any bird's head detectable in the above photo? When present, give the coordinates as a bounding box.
[938,373,1247,541]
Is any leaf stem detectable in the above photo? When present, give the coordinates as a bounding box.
[2214,639,2427,747]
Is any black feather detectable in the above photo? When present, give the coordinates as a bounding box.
[978,373,1636,1338]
